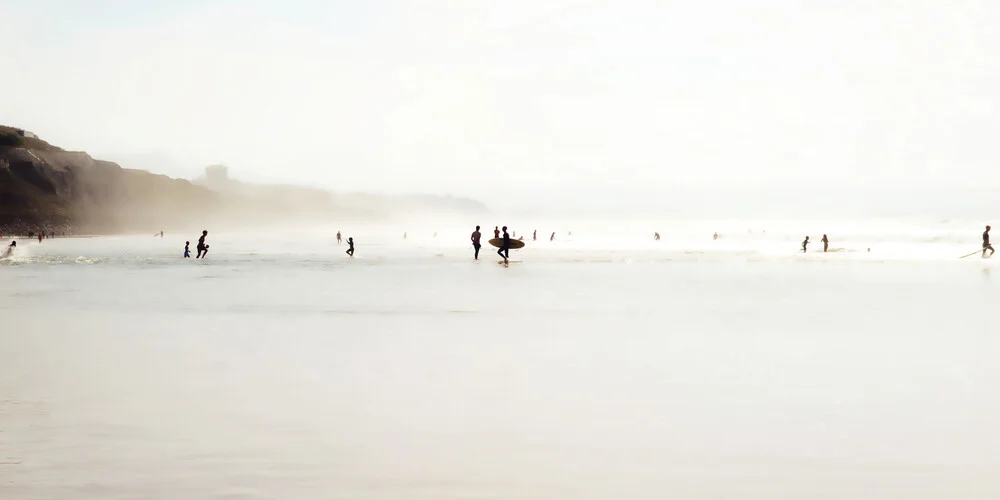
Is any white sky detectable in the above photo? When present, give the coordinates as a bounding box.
[4,0,1000,214]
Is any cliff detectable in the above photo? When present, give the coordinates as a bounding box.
[0,126,488,234]
[0,126,215,233]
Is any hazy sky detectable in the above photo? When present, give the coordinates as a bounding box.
[4,0,1000,213]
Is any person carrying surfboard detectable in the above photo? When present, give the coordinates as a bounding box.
[471,225,482,260]
[984,226,994,258]
[497,226,511,262]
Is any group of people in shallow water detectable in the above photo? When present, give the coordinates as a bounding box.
[183,230,211,259]
[802,234,831,253]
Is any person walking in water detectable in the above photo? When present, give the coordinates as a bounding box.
[550,232,555,242]
[822,234,829,252]
[196,230,208,258]
[802,236,809,253]
[497,226,511,262]
[184,241,191,258]
[984,225,995,258]
[346,237,355,257]
[471,225,482,260]
[337,231,342,244]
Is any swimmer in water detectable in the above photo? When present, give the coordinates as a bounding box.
[346,237,355,257]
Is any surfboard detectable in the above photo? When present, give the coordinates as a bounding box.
[488,238,525,249]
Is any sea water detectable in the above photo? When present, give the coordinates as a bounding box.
[2,220,999,499]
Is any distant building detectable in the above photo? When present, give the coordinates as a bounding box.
[15,129,37,139]
[205,165,228,183]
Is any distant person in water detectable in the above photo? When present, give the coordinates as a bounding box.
[802,236,809,253]
[403,232,407,239]
[337,231,342,244]
[471,225,482,260]
[346,237,355,257]
[533,230,537,241]
[196,230,208,258]
[38,233,43,243]
[2,241,14,258]
[184,241,191,258]
[713,232,719,240]
[654,232,661,241]
[550,232,555,242]
[512,230,516,239]
[498,226,511,262]
[822,234,829,252]
[494,226,500,239]
[160,231,164,238]
[984,226,995,258]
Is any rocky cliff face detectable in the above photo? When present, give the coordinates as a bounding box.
[0,142,216,233]
[0,127,488,234]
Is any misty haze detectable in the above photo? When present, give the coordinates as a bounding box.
[3,1,1000,499]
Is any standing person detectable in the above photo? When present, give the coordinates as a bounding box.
[196,230,208,258]
[802,236,809,253]
[984,225,995,258]
[822,234,829,252]
[533,230,537,241]
[497,226,511,262]
[471,225,482,260]
[337,231,342,244]
[184,241,191,258]
[346,237,355,257]
[494,226,500,239]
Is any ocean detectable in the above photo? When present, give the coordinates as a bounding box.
[2,220,999,499]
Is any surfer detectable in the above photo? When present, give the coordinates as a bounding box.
[494,226,500,239]
[1,241,14,258]
[497,226,511,262]
[801,236,809,253]
[196,230,208,259]
[984,226,995,258]
[471,225,482,260]
[346,237,355,257]
[184,241,190,258]
[337,231,342,244]
[822,234,829,252]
